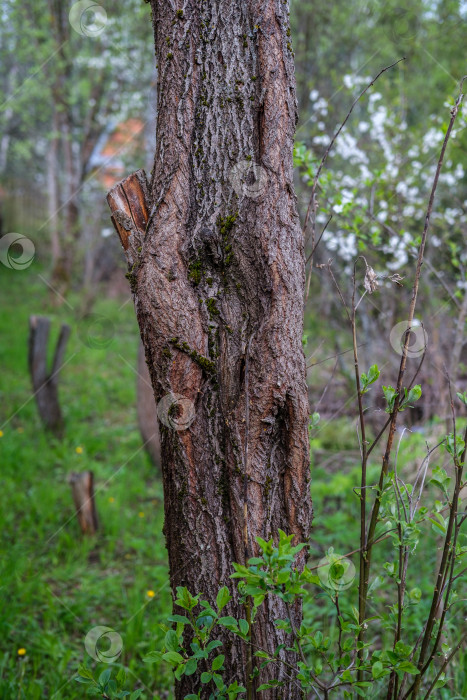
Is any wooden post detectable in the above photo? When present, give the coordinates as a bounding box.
[28,316,71,437]
[68,471,99,535]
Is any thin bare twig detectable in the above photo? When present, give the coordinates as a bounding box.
[361,77,466,686]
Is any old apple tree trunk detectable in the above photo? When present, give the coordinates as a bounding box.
[107,1,312,696]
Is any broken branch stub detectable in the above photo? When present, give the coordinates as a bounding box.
[106,169,150,268]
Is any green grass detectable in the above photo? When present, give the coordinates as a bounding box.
[1,265,466,698]
[0,266,173,698]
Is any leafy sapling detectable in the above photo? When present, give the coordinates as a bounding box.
[143,585,246,699]
[74,665,143,699]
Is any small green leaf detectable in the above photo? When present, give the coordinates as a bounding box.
[310,412,320,428]
[143,650,161,663]
[406,384,422,404]
[397,661,420,675]
[168,614,190,624]
[394,641,412,658]
[212,654,225,670]
[162,651,184,666]
[77,665,94,681]
[216,586,232,613]
[98,669,111,687]
[213,672,225,690]
[239,618,249,636]
[255,650,270,659]
[185,658,198,676]
[361,364,380,393]
[429,513,447,535]
[165,629,180,652]
[372,661,384,679]
[218,616,239,629]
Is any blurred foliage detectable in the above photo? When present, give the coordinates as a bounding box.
[0,0,153,180]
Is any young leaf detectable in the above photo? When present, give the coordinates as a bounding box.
[165,629,180,652]
[185,658,198,676]
[216,586,232,613]
[212,654,225,671]
[98,669,111,687]
[162,650,184,666]
[372,660,384,679]
[239,619,249,636]
[383,385,398,413]
[361,364,380,393]
[77,665,94,681]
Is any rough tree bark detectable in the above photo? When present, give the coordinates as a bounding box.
[108,1,312,696]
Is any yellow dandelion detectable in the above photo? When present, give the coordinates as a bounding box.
[146,590,155,598]
[17,648,26,656]
[75,446,83,454]
[0,430,4,438]
[138,512,145,518]
[108,497,115,503]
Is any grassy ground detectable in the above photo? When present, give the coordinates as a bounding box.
[0,266,172,698]
[1,265,466,698]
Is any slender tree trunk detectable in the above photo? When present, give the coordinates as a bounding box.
[450,289,467,384]
[48,109,62,269]
[48,0,81,294]
[108,1,312,696]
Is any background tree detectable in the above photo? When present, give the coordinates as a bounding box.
[0,0,153,293]
[108,0,313,696]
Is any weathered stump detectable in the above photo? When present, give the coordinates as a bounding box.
[28,316,70,437]
[68,470,99,535]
